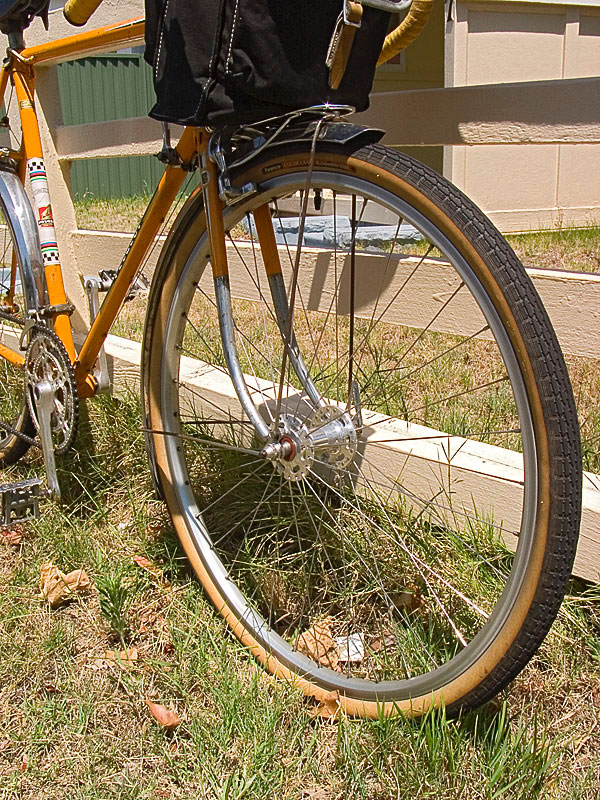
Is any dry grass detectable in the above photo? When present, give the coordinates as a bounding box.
[0,393,598,799]
[74,195,152,233]
[1,202,597,797]
[507,226,600,274]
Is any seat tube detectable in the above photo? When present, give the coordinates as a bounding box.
[200,137,229,280]
[12,65,76,361]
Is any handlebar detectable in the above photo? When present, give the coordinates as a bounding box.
[63,0,104,26]
[377,0,434,65]
[62,0,431,71]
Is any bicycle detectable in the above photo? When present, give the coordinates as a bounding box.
[0,0,582,718]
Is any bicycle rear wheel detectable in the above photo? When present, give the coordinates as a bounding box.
[0,196,35,464]
[143,143,581,717]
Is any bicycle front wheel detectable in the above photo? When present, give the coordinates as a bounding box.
[143,143,581,717]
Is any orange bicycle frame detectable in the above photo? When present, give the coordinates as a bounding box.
[0,15,238,398]
[0,0,422,400]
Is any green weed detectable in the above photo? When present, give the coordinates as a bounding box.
[96,566,131,644]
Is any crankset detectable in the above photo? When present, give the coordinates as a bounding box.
[24,325,79,499]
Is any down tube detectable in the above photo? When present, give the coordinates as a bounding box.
[74,127,202,391]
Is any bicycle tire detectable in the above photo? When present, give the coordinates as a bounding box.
[0,195,36,465]
[142,142,582,717]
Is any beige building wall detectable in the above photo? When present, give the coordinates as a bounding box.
[373,0,446,92]
[372,1,446,174]
[446,0,600,231]
[11,0,600,234]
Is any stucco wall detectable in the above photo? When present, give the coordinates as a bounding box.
[372,1,446,174]
[446,0,600,231]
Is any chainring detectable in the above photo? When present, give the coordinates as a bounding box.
[25,325,79,455]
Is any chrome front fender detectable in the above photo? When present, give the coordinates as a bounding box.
[0,163,45,313]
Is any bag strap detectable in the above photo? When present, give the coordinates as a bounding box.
[326,0,364,91]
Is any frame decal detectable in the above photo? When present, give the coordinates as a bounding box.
[27,158,60,265]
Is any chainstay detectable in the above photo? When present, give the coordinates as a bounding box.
[0,310,38,448]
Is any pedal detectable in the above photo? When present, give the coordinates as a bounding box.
[0,478,43,525]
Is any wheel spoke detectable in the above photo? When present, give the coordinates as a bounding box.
[148,144,580,712]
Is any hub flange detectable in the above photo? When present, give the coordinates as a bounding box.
[272,415,313,481]
[310,405,357,469]
[261,405,358,482]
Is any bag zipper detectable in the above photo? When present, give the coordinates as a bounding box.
[152,0,171,81]
[225,0,241,76]
[194,0,231,120]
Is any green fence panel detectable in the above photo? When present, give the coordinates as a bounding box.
[58,53,163,199]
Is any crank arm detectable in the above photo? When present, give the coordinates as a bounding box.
[32,379,61,501]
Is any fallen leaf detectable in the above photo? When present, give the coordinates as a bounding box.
[1,525,25,546]
[297,619,339,669]
[392,587,424,613]
[309,690,341,720]
[370,632,396,654]
[40,562,92,608]
[145,699,181,730]
[20,753,28,772]
[133,555,162,578]
[104,647,138,666]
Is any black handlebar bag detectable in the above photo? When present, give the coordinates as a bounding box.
[144,0,391,127]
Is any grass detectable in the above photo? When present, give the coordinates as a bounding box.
[74,194,152,233]
[73,195,600,273]
[0,203,598,797]
[0,394,599,798]
[507,226,600,274]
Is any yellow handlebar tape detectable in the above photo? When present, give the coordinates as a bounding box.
[63,0,104,26]
[378,0,434,66]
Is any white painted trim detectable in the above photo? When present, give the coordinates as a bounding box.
[102,332,600,583]
[52,77,600,165]
[71,230,600,361]
[355,78,600,146]
[56,117,183,161]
